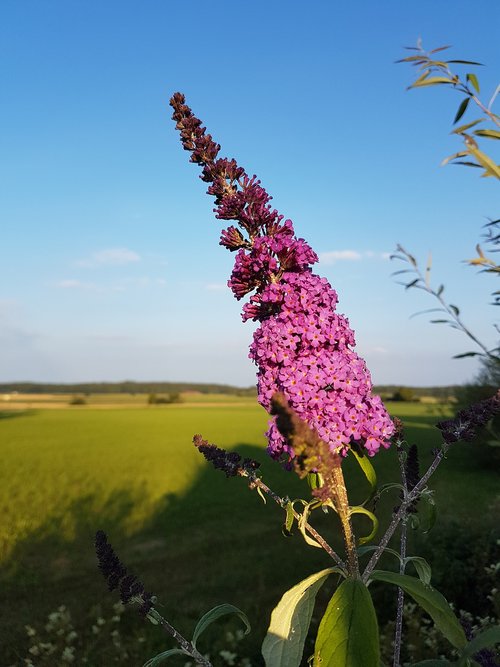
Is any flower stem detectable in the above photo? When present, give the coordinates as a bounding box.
[148,608,213,667]
[393,517,407,667]
[329,458,359,578]
[393,441,409,667]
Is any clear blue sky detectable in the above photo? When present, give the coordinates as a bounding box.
[1,0,498,387]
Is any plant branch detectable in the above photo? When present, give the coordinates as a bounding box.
[393,442,409,667]
[362,445,447,583]
[394,244,496,361]
[147,608,213,667]
[246,473,346,570]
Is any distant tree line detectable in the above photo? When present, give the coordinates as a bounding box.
[0,381,258,396]
[0,381,460,401]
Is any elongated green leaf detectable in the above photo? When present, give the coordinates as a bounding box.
[376,482,404,495]
[453,97,470,124]
[351,449,377,497]
[447,59,483,66]
[452,160,482,168]
[298,501,323,549]
[453,351,480,358]
[441,151,468,166]
[357,545,402,564]
[465,140,500,178]
[460,625,500,660]
[430,45,451,54]
[369,571,467,649]
[410,76,455,88]
[410,70,431,87]
[467,72,480,93]
[307,472,323,490]
[313,579,379,667]
[143,648,188,667]
[452,118,484,134]
[283,501,295,536]
[192,603,250,647]
[350,506,379,545]
[474,129,500,140]
[420,490,437,533]
[262,567,340,667]
[405,556,432,584]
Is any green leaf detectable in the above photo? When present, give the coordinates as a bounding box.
[453,97,470,124]
[453,351,480,358]
[441,151,468,166]
[449,304,460,317]
[298,500,323,549]
[376,482,404,495]
[307,472,323,490]
[451,119,484,134]
[313,579,379,667]
[420,491,437,533]
[405,556,432,585]
[409,70,432,87]
[395,55,428,63]
[464,139,500,178]
[467,72,480,93]
[282,501,295,537]
[452,160,482,168]
[349,506,379,545]
[262,567,341,667]
[143,649,188,667]
[357,545,402,564]
[409,76,455,88]
[430,45,452,54]
[369,571,467,650]
[256,485,267,504]
[460,625,500,660]
[350,449,377,498]
[192,603,250,648]
[474,129,500,140]
[447,59,483,66]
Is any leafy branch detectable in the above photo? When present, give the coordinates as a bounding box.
[391,244,499,362]
[397,39,500,178]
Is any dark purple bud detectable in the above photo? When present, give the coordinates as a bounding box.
[436,389,500,444]
[95,531,153,615]
[193,435,260,477]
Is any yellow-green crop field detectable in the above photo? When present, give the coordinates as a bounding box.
[1,397,498,665]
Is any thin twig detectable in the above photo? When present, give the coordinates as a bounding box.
[147,608,213,667]
[362,446,446,583]
[393,442,409,667]
[247,474,346,571]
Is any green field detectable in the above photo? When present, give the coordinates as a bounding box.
[1,398,498,665]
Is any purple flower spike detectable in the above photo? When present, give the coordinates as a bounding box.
[170,93,395,461]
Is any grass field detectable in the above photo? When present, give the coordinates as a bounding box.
[1,396,498,665]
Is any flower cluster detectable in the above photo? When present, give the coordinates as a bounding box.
[436,389,500,444]
[171,93,394,460]
[193,435,261,477]
[95,531,153,616]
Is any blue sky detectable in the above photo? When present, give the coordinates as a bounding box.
[1,0,498,387]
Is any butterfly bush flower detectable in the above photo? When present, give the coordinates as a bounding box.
[171,93,394,461]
